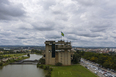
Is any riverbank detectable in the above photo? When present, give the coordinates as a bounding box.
[0,54,29,68]
[0,54,46,77]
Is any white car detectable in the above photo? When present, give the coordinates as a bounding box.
[94,71,97,74]
[112,75,116,77]
[106,72,112,76]
[98,70,102,73]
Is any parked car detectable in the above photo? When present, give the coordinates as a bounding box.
[112,74,116,77]
[113,71,116,73]
[85,66,87,68]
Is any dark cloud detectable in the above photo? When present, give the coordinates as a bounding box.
[90,21,111,32]
[16,37,26,39]
[52,11,64,15]
[80,34,100,37]
[90,28,106,32]
[67,36,78,40]
[32,21,55,31]
[0,0,25,20]
[45,34,61,39]
[65,30,101,38]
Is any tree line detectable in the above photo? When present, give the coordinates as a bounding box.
[31,49,42,54]
[79,51,116,70]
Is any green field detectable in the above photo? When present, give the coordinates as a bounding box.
[51,64,97,77]
[0,53,26,59]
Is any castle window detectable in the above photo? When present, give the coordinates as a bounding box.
[71,55,72,57]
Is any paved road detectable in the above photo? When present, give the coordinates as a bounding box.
[81,62,104,77]
[80,58,116,77]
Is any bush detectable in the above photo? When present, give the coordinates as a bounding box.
[37,63,40,67]
[38,58,45,64]
[44,66,49,70]
[0,62,3,66]
[48,70,51,74]
[39,65,43,68]
[49,68,53,71]
[55,62,62,66]
[45,74,51,77]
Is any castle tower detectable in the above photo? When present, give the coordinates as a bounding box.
[43,40,72,65]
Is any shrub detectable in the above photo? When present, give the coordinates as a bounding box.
[45,74,51,77]
[27,54,30,57]
[44,66,49,70]
[0,62,3,66]
[48,70,51,74]
[38,58,45,64]
[49,68,53,71]
[39,65,43,68]
[55,62,62,66]
[37,63,40,67]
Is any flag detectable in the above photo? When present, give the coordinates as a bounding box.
[61,32,64,36]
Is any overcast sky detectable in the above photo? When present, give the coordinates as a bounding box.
[0,0,116,47]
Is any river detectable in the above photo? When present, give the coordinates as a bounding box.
[0,54,46,77]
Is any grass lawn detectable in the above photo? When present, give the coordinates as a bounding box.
[51,64,98,77]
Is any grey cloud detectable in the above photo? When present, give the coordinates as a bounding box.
[0,0,25,20]
[52,11,64,15]
[16,37,26,39]
[0,0,10,4]
[0,39,23,45]
[90,28,106,32]
[32,21,55,31]
[0,31,13,36]
[77,33,101,37]
[90,22,111,32]
[39,0,56,10]
[0,32,11,36]
[97,37,108,40]
[55,15,68,21]
[66,30,101,37]
[66,35,78,40]
[73,0,97,6]
[19,26,32,30]
[19,21,56,31]
[45,34,61,39]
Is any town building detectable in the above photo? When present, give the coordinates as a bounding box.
[43,40,73,65]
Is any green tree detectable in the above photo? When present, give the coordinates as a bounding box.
[72,53,81,64]
[27,53,30,57]
[38,58,45,64]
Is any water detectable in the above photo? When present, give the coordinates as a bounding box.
[0,54,46,77]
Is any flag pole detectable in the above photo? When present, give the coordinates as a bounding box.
[61,31,62,41]
[61,36,62,40]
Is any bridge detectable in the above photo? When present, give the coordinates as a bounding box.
[10,60,39,65]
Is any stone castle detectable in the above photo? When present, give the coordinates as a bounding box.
[43,40,73,65]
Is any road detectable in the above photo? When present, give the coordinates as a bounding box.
[80,58,116,77]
